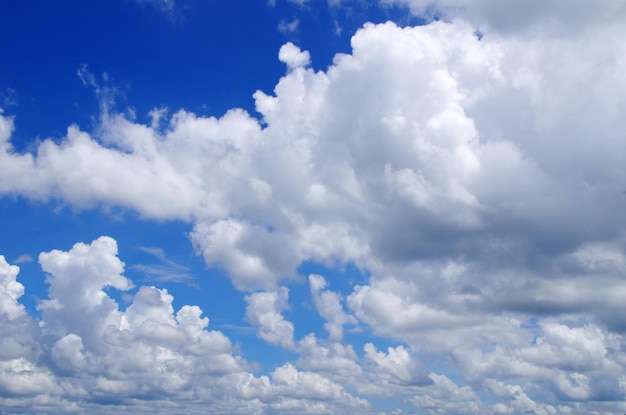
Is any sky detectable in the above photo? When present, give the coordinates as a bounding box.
[1,0,626,414]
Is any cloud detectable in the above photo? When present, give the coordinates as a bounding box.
[363,343,432,387]
[0,256,26,320]
[0,255,41,367]
[278,42,311,70]
[278,18,300,35]
[1,238,377,414]
[409,373,483,415]
[245,287,296,349]
[296,333,362,379]
[132,246,196,285]
[2,1,626,412]
[381,0,626,34]
[308,274,357,341]
[0,88,17,108]
[134,0,181,20]
[11,254,33,264]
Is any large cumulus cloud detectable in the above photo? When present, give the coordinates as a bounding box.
[2,0,626,413]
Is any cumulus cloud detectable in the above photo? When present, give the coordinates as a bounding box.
[2,0,626,412]
[0,255,41,375]
[245,287,296,349]
[363,343,431,387]
[309,274,357,341]
[1,239,376,414]
[278,42,311,71]
[296,333,362,380]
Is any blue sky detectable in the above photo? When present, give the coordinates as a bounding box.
[2,1,626,414]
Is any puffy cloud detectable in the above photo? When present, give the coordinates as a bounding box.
[408,373,484,415]
[245,287,296,349]
[1,238,380,414]
[296,333,362,380]
[190,218,301,291]
[0,255,26,320]
[279,42,311,71]
[33,237,249,403]
[0,107,262,222]
[2,1,626,413]
[37,236,133,351]
[0,255,41,367]
[0,258,51,406]
[484,380,556,415]
[363,343,431,387]
[308,274,357,341]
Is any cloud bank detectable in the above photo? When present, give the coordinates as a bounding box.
[2,0,626,413]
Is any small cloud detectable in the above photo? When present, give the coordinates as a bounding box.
[278,18,300,35]
[135,0,179,19]
[0,88,18,108]
[333,19,342,36]
[12,254,33,264]
[132,246,197,286]
[278,42,311,71]
[77,64,124,116]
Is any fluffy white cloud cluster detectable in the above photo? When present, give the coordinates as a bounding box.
[2,0,626,413]
[0,238,377,414]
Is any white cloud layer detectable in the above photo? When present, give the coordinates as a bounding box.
[2,0,626,413]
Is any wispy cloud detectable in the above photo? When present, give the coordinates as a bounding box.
[134,0,184,20]
[132,246,197,286]
[278,18,300,35]
[11,253,33,264]
[0,88,17,108]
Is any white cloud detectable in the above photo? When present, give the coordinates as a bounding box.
[0,255,26,320]
[1,238,381,414]
[484,380,556,415]
[278,18,300,35]
[296,333,362,380]
[191,218,301,291]
[409,373,483,414]
[278,42,311,70]
[245,287,295,349]
[308,274,357,341]
[363,343,431,387]
[2,1,626,412]
[0,255,41,371]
